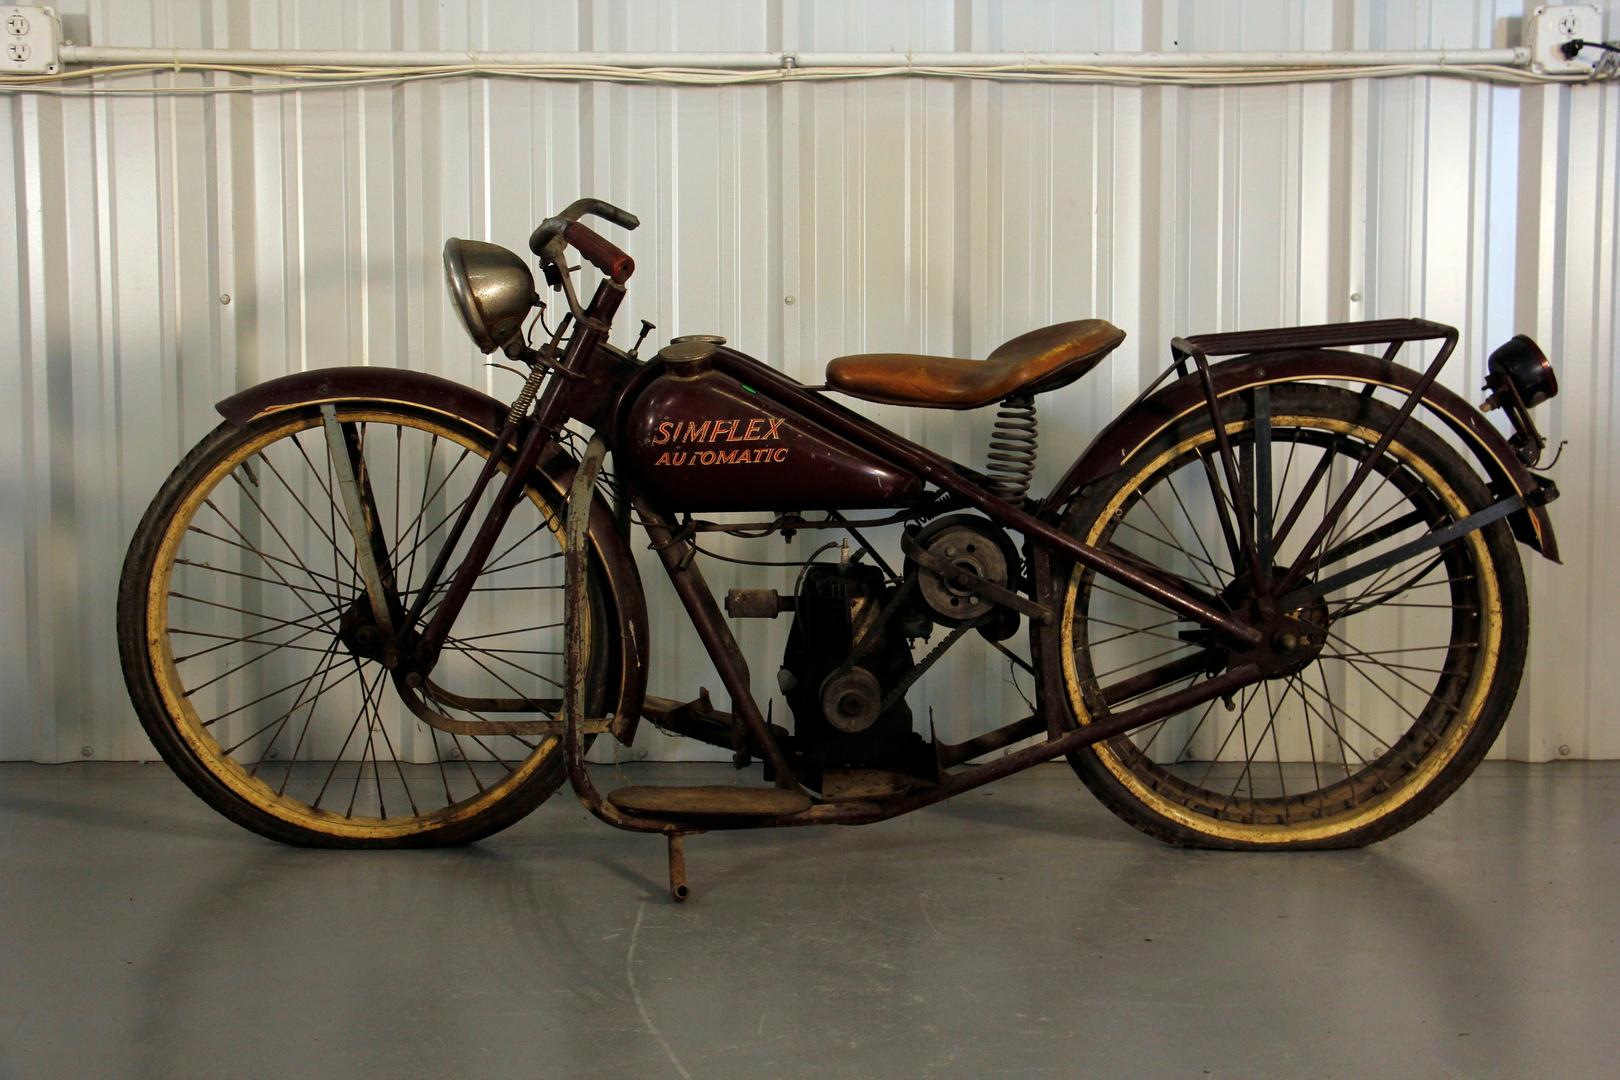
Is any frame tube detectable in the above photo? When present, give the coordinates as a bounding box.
[705,348,1265,647]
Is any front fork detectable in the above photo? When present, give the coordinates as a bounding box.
[409,409,556,668]
[404,298,619,672]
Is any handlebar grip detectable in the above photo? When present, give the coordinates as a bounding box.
[562,220,635,284]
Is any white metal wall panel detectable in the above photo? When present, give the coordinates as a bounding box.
[2,0,1616,762]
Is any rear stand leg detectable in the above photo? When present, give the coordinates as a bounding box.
[667,833,691,903]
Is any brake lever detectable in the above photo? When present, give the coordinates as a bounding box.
[553,263,586,320]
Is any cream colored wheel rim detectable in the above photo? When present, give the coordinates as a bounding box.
[1059,413,1503,844]
[144,409,584,840]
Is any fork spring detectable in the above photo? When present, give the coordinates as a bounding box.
[985,394,1038,501]
[505,363,548,426]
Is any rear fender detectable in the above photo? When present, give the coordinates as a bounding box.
[217,367,651,727]
[1041,349,1559,561]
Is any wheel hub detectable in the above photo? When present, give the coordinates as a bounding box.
[337,597,418,670]
[1241,588,1331,679]
[1210,574,1331,680]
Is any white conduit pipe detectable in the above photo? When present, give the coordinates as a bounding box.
[56,47,1531,69]
[2,46,1600,93]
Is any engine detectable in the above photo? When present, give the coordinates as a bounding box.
[723,516,1023,789]
[776,560,935,787]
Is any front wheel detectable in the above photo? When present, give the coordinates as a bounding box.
[117,402,611,847]
[1056,384,1528,849]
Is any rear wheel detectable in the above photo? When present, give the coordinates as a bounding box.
[1057,384,1528,849]
[117,403,611,847]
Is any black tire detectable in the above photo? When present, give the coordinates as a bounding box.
[117,403,613,848]
[1056,384,1529,849]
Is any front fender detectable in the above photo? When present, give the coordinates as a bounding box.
[1041,349,1559,561]
[216,367,651,727]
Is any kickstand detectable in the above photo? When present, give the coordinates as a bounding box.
[667,833,691,903]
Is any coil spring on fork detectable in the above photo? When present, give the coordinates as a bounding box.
[504,362,549,426]
[985,393,1038,500]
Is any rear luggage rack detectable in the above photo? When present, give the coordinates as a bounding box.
[1183,317,1454,357]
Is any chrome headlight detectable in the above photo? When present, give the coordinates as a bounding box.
[442,238,537,354]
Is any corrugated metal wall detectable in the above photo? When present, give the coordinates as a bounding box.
[3,0,1616,763]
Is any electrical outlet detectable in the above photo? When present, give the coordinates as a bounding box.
[1,5,60,75]
[1526,4,1604,74]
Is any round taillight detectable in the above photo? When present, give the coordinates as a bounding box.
[1487,334,1559,408]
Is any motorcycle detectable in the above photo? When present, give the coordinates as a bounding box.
[117,198,1562,900]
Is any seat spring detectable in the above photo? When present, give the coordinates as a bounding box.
[986,394,1038,500]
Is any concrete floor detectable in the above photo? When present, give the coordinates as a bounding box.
[2,761,1617,1079]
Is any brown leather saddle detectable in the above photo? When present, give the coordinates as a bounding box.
[825,319,1126,410]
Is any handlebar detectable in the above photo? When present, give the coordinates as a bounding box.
[528,197,640,285]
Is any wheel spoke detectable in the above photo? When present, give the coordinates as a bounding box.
[1329,553,1450,620]
[202,498,345,618]
[1324,634,1464,721]
[1270,434,1341,551]
[1166,694,1223,765]
[1264,682,1288,815]
[224,476,350,613]
[202,657,351,723]
[1191,447,1244,575]
[455,621,563,642]
[1299,663,1378,773]
[1303,660,1441,767]
[254,444,360,582]
[442,634,565,695]
[427,726,456,804]
[1131,484,1225,590]
[1253,386,1273,581]
[185,525,351,591]
[169,590,343,631]
[180,622,337,696]
[1286,675,1327,814]
[1126,673,1204,757]
[1336,567,1464,610]
[1088,617,1183,649]
[392,461,475,585]
[345,664,388,819]
[1092,640,1197,682]
[169,601,344,661]
[174,557,340,597]
[1163,472,1233,588]
[1189,685,1259,794]
[220,656,360,756]
[266,639,353,789]
[1079,614,1194,646]
[310,672,377,811]
[395,434,443,596]
[246,636,345,777]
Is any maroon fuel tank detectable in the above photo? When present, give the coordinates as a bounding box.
[617,339,922,512]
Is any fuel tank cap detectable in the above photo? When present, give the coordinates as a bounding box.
[670,334,726,345]
[657,337,720,369]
